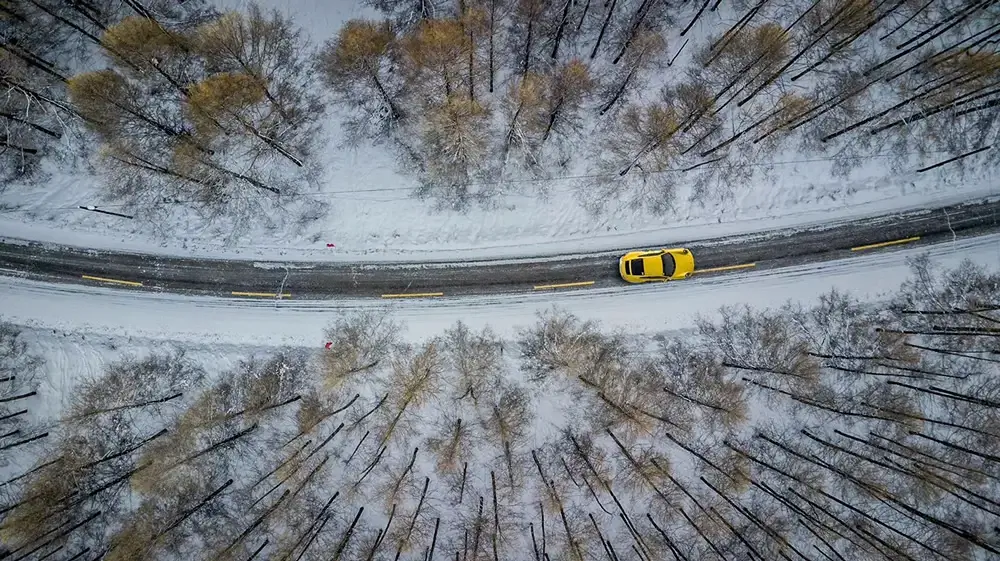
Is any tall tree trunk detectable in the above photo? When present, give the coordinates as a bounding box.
[331,507,364,561]
[0,112,61,138]
[916,146,992,173]
[911,431,1000,464]
[225,490,290,555]
[879,0,933,40]
[0,431,46,450]
[863,399,999,438]
[468,27,475,101]
[542,100,564,142]
[708,505,765,560]
[599,64,638,115]
[895,0,988,50]
[22,0,104,48]
[0,43,67,82]
[904,342,1000,364]
[69,392,182,419]
[1,77,78,116]
[523,18,534,76]
[350,393,388,431]
[372,75,401,121]
[158,479,234,538]
[681,0,712,36]
[886,21,1000,83]
[704,0,767,67]
[590,0,619,59]
[489,0,496,92]
[871,431,1000,481]
[611,0,653,64]
[397,477,429,555]
[577,0,592,32]
[552,0,573,59]
[301,423,345,463]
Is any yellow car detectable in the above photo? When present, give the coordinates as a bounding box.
[619,248,695,283]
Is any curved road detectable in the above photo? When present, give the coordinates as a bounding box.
[0,198,998,299]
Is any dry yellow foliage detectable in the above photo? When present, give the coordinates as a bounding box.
[102,16,186,72]
[830,0,874,37]
[715,23,789,76]
[512,72,545,108]
[67,70,130,136]
[105,503,158,561]
[402,18,467,94]
[186,72,266,137]
[423,95,490,157]
[772,93,813,131]
[939,51,1000,79]
[0,465,74,549]
[191,11,245,58]
[646,103,681,147]
[751,23,790,67]
[331,19,395,75]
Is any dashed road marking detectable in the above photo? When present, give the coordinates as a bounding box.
[691,263,757,275]
[850,236,920,252]
[232,291,291,298]
[534,280,596,290]
[81,275,142,287]
[381,292,444,299]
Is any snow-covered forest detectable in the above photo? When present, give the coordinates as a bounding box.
[2,257,1000,560]
[3,0,1000,237]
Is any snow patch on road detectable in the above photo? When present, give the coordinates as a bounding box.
[251,262,317,270]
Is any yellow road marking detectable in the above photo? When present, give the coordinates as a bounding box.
[850,236,920,252]
[81,275,142,287]
[692,263,757,275]
[381,292,444,299]
[534,280,596,290]
[231,291,291,298]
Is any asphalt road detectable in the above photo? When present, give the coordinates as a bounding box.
[0,198,998,299]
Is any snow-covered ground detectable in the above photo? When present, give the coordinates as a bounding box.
[1,0,996,261]
[3,233,998,346]
[9,328,256,425]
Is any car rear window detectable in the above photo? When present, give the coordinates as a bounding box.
[630,259,645,275]
[661,254,675,277]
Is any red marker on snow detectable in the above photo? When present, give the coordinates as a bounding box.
[324,342,333,349]
[326,243,336,247]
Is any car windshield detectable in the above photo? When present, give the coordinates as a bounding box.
[629,259,645,276]
[661,254,676,277]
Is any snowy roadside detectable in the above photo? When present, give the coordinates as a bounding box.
[2,232,997,347]
[2,172,995,262]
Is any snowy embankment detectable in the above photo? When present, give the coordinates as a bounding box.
[2,171,995,262]
[2,233,997,347]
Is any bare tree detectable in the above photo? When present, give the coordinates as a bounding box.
[322,311,401,389]
[412,95,495,209]
[317,19,405,141]
[66,4,322,238]
[0,320,42,455]
[367,0,454,30]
